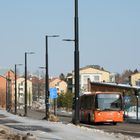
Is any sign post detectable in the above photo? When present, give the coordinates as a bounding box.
[49,88,58,115]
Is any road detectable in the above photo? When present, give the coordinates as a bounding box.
[80,123,140,138]
[17,109,140,138]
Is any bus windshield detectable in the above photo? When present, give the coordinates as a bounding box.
[95,94,122,111]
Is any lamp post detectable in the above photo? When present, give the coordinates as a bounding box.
[14,64,22,115]
[6,77,12,112]
[74,0,80,125]
[24,52,34,116]
[63,0,79,124]
[44,35,59,120]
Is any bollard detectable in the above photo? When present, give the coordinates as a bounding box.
[23,133,36,140]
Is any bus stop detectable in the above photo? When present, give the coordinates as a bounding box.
[87,80,140,121]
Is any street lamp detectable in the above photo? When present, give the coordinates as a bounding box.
[63,0,80,125]
[14,64,22,115]
[6,76,12,112]
[74,0,80,125]
[44,35,59,120]
[24,52,35,116]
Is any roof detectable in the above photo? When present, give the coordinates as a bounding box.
[0,69,15,76]
[80,65,110,73]
[0,75,6,79]
[90,81,140,90]
[130,72,140,76]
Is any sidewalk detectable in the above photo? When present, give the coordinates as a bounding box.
[125,118,140,124]
[0,109,139,140]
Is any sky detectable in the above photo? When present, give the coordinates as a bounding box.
[0,0,140,76]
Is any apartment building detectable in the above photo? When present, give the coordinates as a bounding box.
[0,69,15,109]
[49,78,67,94]
[67,65,110,93]
[17,77,33,107]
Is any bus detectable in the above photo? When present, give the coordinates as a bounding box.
[79,92,124,125]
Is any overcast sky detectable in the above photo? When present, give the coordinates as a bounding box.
[0,0,140,76]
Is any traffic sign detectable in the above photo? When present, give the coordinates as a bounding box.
[49,88,58,99]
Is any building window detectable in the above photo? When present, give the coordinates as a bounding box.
[21,82,24,86]
[94,75,100,82]
[83,75,90,84]
[136,80,140,86]
[20,88,23,91]
[90,74,101,82]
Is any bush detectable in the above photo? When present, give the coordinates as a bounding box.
[57,92,74,110]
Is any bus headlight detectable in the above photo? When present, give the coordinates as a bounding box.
[98,113,101,116]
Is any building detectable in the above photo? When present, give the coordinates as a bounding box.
[67,65,110,93]
[0,69,15,109]
[17,77,33,108]
[109,73,116,83]
[49,78,67,94]
[4,70,15,106]
[30,76,45,101]
[0,76,7,108]
[130,72,140,86]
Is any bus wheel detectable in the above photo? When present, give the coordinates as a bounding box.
[88,114,91,124]
[112,122,117,125]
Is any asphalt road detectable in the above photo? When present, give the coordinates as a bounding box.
[16,109,140,138]
[80,123,140,138]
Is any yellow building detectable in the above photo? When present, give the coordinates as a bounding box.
[49,78,67,94]
[80,66,110,92]
[130,72,140,86]
[70,65,110,92]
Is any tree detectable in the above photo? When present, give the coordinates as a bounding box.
[121,69,133,84]
[115,69,133,84]
[133,69,138,74]
[59,73,65,81]
[57,92,74,111]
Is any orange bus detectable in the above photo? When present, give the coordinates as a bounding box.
[79,92,124,125]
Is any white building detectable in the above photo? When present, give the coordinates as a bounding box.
[17,77,33,108]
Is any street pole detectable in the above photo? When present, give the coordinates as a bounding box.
[15,64,17,115]
[136,96,138,121]
[62,0,80,124]
[14,64,22,115]
[24,52,34,116]
[74,0,80,125]
[25,52,27,116]
[6,76,8,111]
[44,35,59,120]
[45,35,49,120]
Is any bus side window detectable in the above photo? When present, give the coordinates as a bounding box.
[91,96,95,109]
[87,96,91,109]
